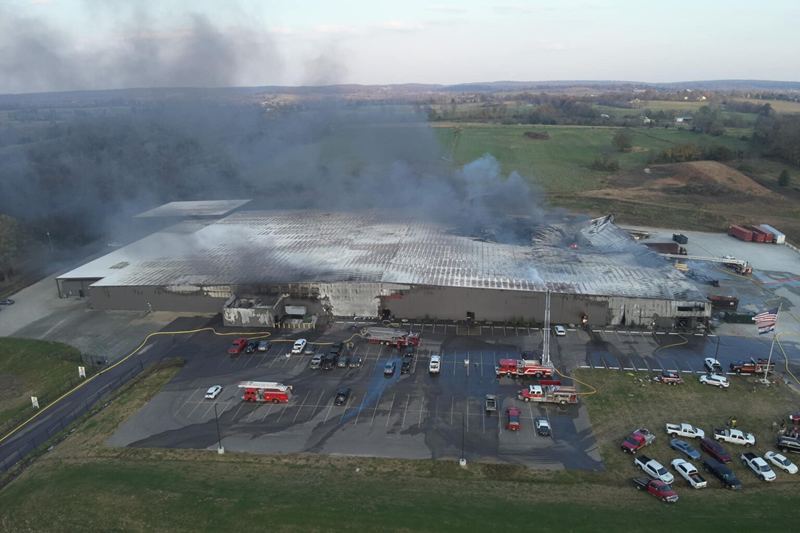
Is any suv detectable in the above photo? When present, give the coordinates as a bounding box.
[245,340,259,354]
[776,436,800,455]
[401,356,413,374]
[349,356,363,368]
[701,437,732,463]
[334,387,351,406]
[329,341,346,357]
[703,457,742,490]
[404,346,416,358]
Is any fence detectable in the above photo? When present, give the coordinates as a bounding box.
[0,362,146,475]
[0,362,103,437]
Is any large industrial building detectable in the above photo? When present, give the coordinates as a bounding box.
[57,202,711,329]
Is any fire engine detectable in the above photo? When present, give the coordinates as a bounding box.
[517,381,578,404]
[362,327,420,348]
[238,381,292,403]
[495,358,553,378]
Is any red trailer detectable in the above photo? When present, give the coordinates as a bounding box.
[238,381,292,403]
[362,327,420,347]
[728,225,753,241]
[747,226,773,243]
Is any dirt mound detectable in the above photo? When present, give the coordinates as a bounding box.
[523,131,550,140]
[650,161,774,197]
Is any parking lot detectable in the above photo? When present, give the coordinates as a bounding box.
[108,322,602,470]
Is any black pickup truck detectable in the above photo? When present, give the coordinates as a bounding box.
[702,457,742,490]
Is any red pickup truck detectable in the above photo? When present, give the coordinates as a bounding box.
[634,478,678,503]
[621,428,656,454]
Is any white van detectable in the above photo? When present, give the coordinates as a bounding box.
[429,355,441,374]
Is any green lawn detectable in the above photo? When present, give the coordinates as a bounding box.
[2,365,800,532]
[433,124,750,193]
[0,338,82,424]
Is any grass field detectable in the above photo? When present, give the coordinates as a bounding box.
[433,124,750,193]
[0,338,82,424]
[730,98,800,114]
[2,366,800,532]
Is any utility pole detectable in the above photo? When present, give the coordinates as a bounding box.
[46,231,54,252]
[762,305,781,386]
[214,404,224,454]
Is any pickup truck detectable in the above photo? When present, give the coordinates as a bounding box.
[485,394,497,412]
[634,455,674,484]
[633,478,678,503]
[714,429,756,447]
[741,453,777,482]
[703,457,742,490]
[665,423,705,440]
[621,428,656,454]
[670,459,707,489]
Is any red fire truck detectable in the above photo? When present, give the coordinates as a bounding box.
[238,381,293,403]
[362,327,420,348]
[517,381,578,405]
[495,358,553,378]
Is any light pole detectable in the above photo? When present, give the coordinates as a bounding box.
[214,404,224,454]
[46,231,54,252]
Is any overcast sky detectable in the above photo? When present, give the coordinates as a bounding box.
[2,0,798,93]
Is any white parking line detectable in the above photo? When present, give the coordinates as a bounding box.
[340,394,355,424]
[385,394,396,427]
[185,394,207,418]
[370,392,383,427]
[322,399,334,424]
[291,391,311,423]
[354,394,367,425]
[261,402,276,422]
[176,387,203,416]
[401,395,410,427]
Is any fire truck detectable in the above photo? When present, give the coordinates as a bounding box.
[238,381,292,403]
[517,381,578,405]
[362,327,420,348]
[729,358,776,375]
[495,358,553,378]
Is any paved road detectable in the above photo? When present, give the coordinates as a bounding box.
[0,315,214,470]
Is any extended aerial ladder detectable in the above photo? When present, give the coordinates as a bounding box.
[658,254,753,275]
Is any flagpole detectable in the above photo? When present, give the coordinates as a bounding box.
[762,304,780,385]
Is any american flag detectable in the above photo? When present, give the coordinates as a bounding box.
[758,323,775,335]
[754,308,778,323]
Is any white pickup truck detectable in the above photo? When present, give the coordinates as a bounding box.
[670,459,707,489]
[741,453,776,482]
[634,455,674,484]
[665,423,705,440]
[714,429,756,447]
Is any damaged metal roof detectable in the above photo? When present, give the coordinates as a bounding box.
[134,199,252,218]
[59,210,706,301]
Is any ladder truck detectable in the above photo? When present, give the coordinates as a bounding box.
[361,327,420,347]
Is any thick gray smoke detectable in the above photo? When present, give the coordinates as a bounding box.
[0,4,554,262]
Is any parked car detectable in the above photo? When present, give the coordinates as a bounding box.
[553,325,566,336]
[0,299,14,305]
[257,340,271,352]
[429,355,441,373]
[670,458,707,489]
[704,358,723,373]
[764,451,798,474]
[349,356,363,368]
[702,457,742,489]
[703,457,742,490]
[337,356,350,368]
[485,395,497,412]
[384,361,396,375]
[789,413,800,424]
[334,387,351,406]
[535,417,551,437]
[321,354,338,370]
[699,374,729,389]
[670,439,701,461]
[291,339,308,354]
[329,341,345,357]
[633,478,678,503]
[245,340,259,354]
[506,407,521,431]
[621,428,656,454]
[309,354,323,369]
[741,453,776,482]
[400,356,413,374]
[700,438,732,463]
[665,423,705,440]
[228,337,248,355]
[205,385,222,399]
[404,346,416,358]
[776,436,800,455]
[634,455,674,484]
[714,428,756,447]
